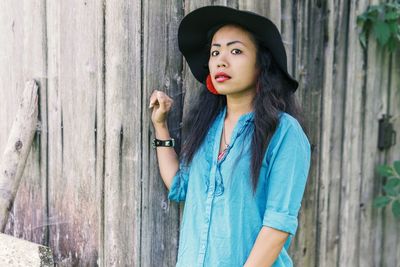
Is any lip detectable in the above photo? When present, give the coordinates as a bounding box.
[214,72,231,83]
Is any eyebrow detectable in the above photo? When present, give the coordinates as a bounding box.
[211,40,246,47]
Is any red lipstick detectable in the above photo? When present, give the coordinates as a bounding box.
[215,72,231,82]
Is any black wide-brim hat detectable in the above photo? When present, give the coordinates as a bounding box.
[178,5,299,92]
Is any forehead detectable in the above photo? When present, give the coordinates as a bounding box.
[211,24,254,44]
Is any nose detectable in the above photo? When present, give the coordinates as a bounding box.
[217,62,226,68]
[216,51,227,68]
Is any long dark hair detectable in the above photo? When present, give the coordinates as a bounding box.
[179,23,309,196]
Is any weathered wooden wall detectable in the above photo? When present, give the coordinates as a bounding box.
[0,0,399,266]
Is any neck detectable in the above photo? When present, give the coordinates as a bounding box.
[225,89,255,122]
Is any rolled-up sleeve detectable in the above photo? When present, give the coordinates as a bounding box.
[262,123,311,236]
[167,160,190,202]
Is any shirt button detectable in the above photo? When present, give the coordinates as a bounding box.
[205,218,209,223]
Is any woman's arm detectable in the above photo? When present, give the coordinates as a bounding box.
[243,226,289,267]
[149,90,179,191]
[153,122,179,190]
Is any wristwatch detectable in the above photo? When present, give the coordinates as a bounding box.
[152,138,175,148]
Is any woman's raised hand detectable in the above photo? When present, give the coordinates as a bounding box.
[149,90,174,127]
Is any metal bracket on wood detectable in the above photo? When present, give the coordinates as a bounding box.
[378,114,396,150]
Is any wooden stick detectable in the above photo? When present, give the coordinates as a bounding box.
[0,233,54,266]
[0,79,39,232]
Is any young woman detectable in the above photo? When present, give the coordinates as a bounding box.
[149,6,311,267]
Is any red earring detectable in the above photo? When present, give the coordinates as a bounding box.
[206,74,219,95]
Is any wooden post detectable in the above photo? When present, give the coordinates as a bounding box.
[0,80,39,232]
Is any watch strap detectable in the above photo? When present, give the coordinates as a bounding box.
[152,138,175,148]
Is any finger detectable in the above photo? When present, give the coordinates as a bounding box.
[157,94,167,111]
[149,98,157,108]
[149,90,159,108]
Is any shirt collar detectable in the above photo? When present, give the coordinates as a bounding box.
[221,105,254,124]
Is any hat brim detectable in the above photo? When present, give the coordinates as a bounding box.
[178,5,299,92]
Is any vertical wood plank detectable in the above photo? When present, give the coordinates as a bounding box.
[358,1,392,264]
[291,0,325,265]
[374,29,392,267]
[338,0,369,265]
[388,50,400,267]
[0,0,48,247]
[281,0,295,77]
[103,0,141,266]
[46,0,104,265]
[142,0,184,266]
[317,0,335,265]
[238,1,281,31]
[382,49,400,267]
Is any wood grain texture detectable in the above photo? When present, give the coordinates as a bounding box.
[387,50,400,267]
[0,0,48,252]
[142,1,184,266]
[382,47,400,267]
[103,0,141,266]
[0,1,398,266]
[338,1,368,265]
[46,0,104,265]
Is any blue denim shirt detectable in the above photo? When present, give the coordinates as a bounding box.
[168,105,311,267]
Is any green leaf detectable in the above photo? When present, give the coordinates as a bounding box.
[386,177,400,187]
[392,200,400,219]
[377,164,394,177]
[383,178,399,197]
[373,196,391,208]
[366,13,378,22]
[373,20,391,46]
[357,14,368,25]
[388,22,398,35]
[385,12,400,20]
[394,161,400,176]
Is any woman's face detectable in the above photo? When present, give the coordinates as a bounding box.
[208,24,259,96]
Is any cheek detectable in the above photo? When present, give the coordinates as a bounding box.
[240,61,258,81]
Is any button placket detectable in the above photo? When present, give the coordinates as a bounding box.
[213,117,251,197]
[197,164,216,266]
[197,108,254,266]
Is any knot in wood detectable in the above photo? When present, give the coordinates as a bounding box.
[15,140,23,151]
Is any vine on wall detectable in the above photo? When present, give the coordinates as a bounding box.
[357,2,400,219]
[357,2,400,53]
[374,162,400,219]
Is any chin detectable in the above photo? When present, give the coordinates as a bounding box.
[217,89,239,95]
[218,87,252,96]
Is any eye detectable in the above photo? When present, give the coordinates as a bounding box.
[211,50,219,57]
[231,49,242,55]
[211,48,242,56]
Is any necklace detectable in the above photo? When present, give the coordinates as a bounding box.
[222,126,229,149]
[218,122,230,161]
